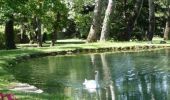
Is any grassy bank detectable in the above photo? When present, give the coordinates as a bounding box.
[0,38,170,99]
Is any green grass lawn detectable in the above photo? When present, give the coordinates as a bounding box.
[0,38,170,99]
[17,38,170,52]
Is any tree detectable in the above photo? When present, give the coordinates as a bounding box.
[5,14,16,49]
[51,12,60,46]
[1,0,28,49]
[147,0,155,42]
[29,0,44,47]
[100,0,114,42]
[49,1,68,46]
[86,0,102,42]
[123,0,144,41]
[34,16,42,47]
[20,0,68,47]
[163,0,170,40]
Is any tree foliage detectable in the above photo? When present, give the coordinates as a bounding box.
[0,0,169,49]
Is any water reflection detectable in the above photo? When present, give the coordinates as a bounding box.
[8,49,170,100]
[101,53,115,100]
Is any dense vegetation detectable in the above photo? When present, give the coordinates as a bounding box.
[0,0,169,49]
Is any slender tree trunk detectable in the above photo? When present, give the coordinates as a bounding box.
[123,0,143,41]
[86,0,102,42]
[51,12,60,46]
[51,30,57,46]
[33,16,42,47]
[147,0,155,42]
[164,7,170,40]
[100,0,113,42]
[35,17,42,47]
[5,14,16,49]
[20,22,27,43]
[20,23,24,40]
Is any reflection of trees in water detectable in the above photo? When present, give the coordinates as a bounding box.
[78,53,116,100]
[78,54,101,100]
[101,53,116,100]
[8,49,170,100]
[9,57,67,93]
[96,49,170,100]
[112,50,170,100]
[75,49,170,100]
[137,72,169,100]
[116,72,168,100]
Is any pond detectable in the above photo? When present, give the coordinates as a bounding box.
[11,49,170,100]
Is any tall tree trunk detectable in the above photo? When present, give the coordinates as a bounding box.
[147,0,155,42]
[5,14,16,50]
[164,6,170,40]
[100,0,113,42]
[86,0,102,43]
[20,22,27,43]
[51,30,57,46]
[51,12,60,46]
[36,17,42,47]
[33,16,42,47]
[123,0,143,41]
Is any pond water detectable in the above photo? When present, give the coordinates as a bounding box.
[11,49,170,100]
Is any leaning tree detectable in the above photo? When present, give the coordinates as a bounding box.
[86,0,102,42]
[163,0,170,40]
[100,0,114,41]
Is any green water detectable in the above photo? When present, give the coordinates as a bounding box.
[10,49,170,100]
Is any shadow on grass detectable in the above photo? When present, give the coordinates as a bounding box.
[17,41,85,48]
[0,49,42,57]
[56,41,85,44]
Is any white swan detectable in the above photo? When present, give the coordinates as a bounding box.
[83,71,99,92]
